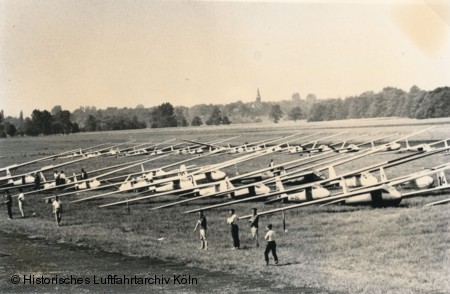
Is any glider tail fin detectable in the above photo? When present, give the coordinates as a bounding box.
[380,167,388,182]
[40,172,46,182]
[225,176,234,190]
[437,170,448,186]
[275,176,287,198]
[341,177,349,194]
[178,164,187,176]
[328,165,337,179]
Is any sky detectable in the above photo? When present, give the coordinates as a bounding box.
[1,0,449,117]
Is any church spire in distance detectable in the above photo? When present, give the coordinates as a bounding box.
[256,88,261,103]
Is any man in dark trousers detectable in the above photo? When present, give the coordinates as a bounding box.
[33,173,41,190]
[52,196,63,226]
[81,168,88,180]
[264,224,278,265]
[227,209,240,250]
[4,190,13,219]
[249,208,260,247]
[193,210,208,250]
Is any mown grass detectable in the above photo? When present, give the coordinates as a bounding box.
[0,118,449,293]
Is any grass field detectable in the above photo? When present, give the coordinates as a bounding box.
[0,117,449,293]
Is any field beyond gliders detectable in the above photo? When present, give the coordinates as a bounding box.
[1,118,449,294]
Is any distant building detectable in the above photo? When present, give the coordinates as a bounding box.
[251,88,263,109]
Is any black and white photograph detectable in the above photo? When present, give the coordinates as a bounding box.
[1,0,449,293]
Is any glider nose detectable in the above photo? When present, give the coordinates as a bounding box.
[210,170,227,181]
[91,179,101,188]
[199,186,215,196]
[156,183,174,192]
[255,184,271,195]
[313,187,330,199]
[348,144,359,152]
[414,176,434,189]
[361,174,378,186]
[389,142,402,151]
[383,185,402,200]
[261,171,274,180]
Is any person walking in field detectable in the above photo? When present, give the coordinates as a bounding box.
[53,170,59,185]
[59,171,66,185]
[227,209,240,250]
[18,188,25,218]
[33,173,41,190]
[52,196,63,226]
[81,168,88,180]
[4,190,13,219]
[193,210,208,250]
[249,208,260,247]
[264,224,278,265]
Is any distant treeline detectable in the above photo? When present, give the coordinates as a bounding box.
[0,85,449,137]
[307,86,450,122]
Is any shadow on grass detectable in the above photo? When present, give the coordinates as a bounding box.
[271,261,302,267]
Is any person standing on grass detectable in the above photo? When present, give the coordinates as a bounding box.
[4,190,13,219]
[193,210,208,250]
[33,173,41,190]
[249,208,260,247]
[54,170,59,185]
[227,209,240,250]
[59,171,66,185]
[81,168,88,180]
[18,188,25,218]
[52,196,63,226]
[264,224,278,266]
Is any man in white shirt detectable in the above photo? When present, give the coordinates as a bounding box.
[264,224,278,265]
[18,188,25,217]
[226,209,240,250]
[52,196,63,226]
[59,171,66,185]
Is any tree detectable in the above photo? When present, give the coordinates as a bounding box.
[269,105,283,123]
[4,122,17,137]
[31,109,53,135]
[0,125,5,138]
[415,87,450,119]
[0,110,4,137]
[174,108,188,127]
[222,116,231,125]
[206,107,223,125]
[292,93,301,102]
[308,103,326,121]
[288,107,303,121]
[51,105,63,116]
[24,118,39,136]
[84,115,98,132]
[151,103,177,128]
[17,111,24,135]
[72,123,80,133]
[305,94,317,104]
[53,110,72,134]
[191,116,203,126]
